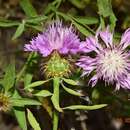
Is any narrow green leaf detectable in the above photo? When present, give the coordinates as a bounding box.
[2,62,15,91]
[25,24,43,31]
[26,15,47,24]
[24,73,33,87]
[51,77,63,112]
[68,0,86,9]
[12,98,41,106]
[14,108,27,130]
[97,0,112,17]
[0,19,19,27]
[34,90,52,97]
[27,109,41,130]
[13,90,27,130]
[20,0,37,17]
[25,80,50,89]
[13,89,22,98]
[53,0,62,8]
[62,83,83,96]
[57,12,94,36]
[44,0,58,15]
[62,78,78,86]
[97,0,117,29]
[100,16,105,29]
[12,20,25,40]
[110,13,117,30]
[63,104,107,110]
[72,21,92,36]
[75,17,99,25]
[56,12,71,21]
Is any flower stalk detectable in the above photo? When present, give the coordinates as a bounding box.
[51,77,62,130]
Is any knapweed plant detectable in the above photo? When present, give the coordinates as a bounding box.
[24,21,107,130]
[0,0,130,130]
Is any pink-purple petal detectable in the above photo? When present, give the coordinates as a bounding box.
[120,28,130,49]
[24,21,81,56]
[76,56,97,75]
[79,37,101,53]
[99,27,113,47]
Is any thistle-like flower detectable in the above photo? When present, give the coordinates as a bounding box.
[24,21,80,77]
[24,21,80,56]
[77,27,130,90]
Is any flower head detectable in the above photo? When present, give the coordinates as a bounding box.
[24,21,80,57]
[77,27,130,90]
[0,93,11,112]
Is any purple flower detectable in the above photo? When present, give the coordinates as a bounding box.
[77,27,130,90]
[24,21,80,56]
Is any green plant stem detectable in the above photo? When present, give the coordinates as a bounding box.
[53,110,59,130]
[52,77,60,130]
[53,77,60,103]
[51,77,62,112]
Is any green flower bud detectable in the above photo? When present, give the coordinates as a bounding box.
[43,51,71,78]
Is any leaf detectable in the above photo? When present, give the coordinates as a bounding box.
[14,107,27,130]
[44,1,58,15]
[72,21,92,36]
[63,104,107,110]
[53,0,62,8]
[110,13,117,30]
[24,73,33,87]
[12,20,25,40]
[12,98,41,106]
[27,109,41,130]
[97,0,112,17]
[57,12,94,36]
[26,15,48,24]
[56,12,71,21]
[34,90,52,97]
[68,0,86,9]
[97,0,117,29]
[25,24,43,31]
[75,17,99,25]
[62,78,78,86]
[100,16,105,29]
[25,80,50,89]
[0,19,19,27]
[13,90,27,130]
[20,0,37,17]
[51,77,63,112]
[2,62,15,91]
[62,83,83,96]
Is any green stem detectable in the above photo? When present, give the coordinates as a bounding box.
[53,77,60,102]
[51,77,62,112]
[53,110,59,130]
[51,77,62,130]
